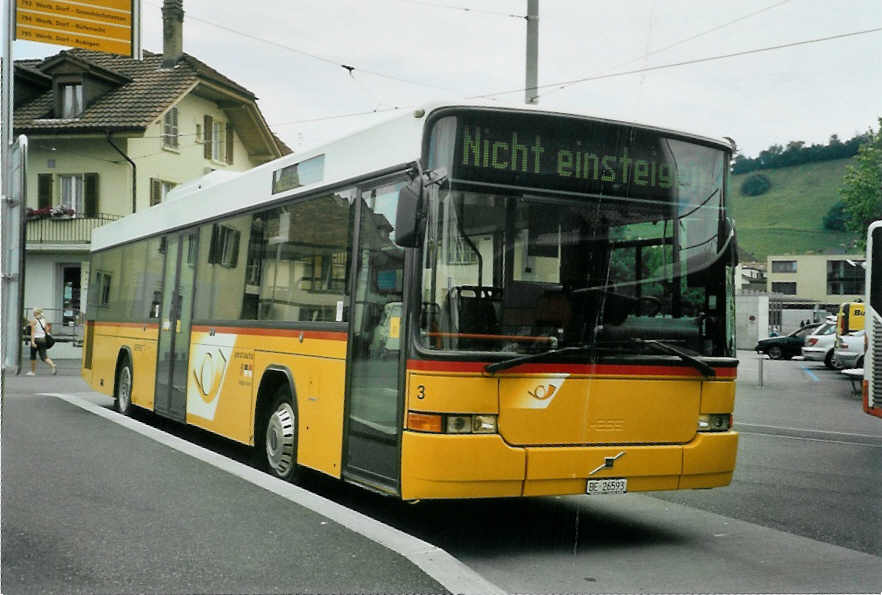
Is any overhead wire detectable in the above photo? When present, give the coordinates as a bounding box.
[470,26,882,100]
[267,25,882,128]
[389,0,524,19]
[540,0,791,99]
[143,0,459,93]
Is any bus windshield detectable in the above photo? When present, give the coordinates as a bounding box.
[417,111,733,358]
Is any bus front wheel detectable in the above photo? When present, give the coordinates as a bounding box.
[114,357,134,416]
[261,387,300,482]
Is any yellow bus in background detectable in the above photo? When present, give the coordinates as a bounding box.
[836,301,865,336]
[82,102,740,499]
[863,221,881,418]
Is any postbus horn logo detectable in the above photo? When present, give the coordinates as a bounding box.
[528,384,557,400]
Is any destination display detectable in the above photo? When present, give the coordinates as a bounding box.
[15,0,135,57]
[441,111,726,202]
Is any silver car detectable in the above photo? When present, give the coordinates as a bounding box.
[801,320,838,368]
[834,330,866,369]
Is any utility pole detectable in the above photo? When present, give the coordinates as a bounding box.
[525,0,539,105]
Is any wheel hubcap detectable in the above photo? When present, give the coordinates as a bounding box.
[266,402,296,476]
[119,367,131,410]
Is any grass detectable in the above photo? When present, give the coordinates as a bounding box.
[729,158,861,261]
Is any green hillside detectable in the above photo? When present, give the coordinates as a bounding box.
[729,158,860,261]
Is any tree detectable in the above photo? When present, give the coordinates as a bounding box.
[839,118,882,246]
[741,174,771,196]
[823,201,848,231]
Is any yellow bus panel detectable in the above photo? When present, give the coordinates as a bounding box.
[498,376,701,446]
[405,372,499,413]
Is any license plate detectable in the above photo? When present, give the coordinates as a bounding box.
[586,478,627,495]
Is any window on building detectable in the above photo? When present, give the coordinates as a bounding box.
[771,260,797,273]
[60,83,83,118]
[163,107,179,149]
[212,121,225,162]
[826,259,865,295]
[771,282,797,295]
[60,174,84,213]
[150,179,177,206]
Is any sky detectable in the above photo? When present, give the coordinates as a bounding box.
[8,0,882,158]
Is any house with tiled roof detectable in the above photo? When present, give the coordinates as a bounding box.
[13,3,290,350]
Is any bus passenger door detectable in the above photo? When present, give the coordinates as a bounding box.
[344,179,406,490]
[155,232,198,421]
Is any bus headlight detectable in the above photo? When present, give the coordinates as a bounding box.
[408,412,498,434]
[472,414,498,434]
[698,413,731,432]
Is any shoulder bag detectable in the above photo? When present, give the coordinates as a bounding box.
[37,318,56,349]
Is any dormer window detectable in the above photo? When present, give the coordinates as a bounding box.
[60,83,83,118]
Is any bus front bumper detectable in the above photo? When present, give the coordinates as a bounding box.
[400,431,738,500]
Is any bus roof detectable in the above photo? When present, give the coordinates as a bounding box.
[91,100,734,252]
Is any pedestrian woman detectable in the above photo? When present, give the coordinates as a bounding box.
[27,307,57,376]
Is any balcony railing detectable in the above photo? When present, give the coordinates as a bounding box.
[25,213,123,245]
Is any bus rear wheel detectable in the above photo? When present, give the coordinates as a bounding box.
[261,387,300,482]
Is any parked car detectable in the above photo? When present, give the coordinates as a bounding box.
[755,322,822,360]
[801,320,839,369]
[834,329,866,369]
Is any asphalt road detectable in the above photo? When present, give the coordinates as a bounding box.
[3,352,881,593]
[651,352,882,556]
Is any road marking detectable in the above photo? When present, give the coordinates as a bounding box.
[42,392,506,595]
[800,365,820,382]
[737,422,882,448]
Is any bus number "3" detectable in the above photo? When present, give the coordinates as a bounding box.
[416,385,426,400]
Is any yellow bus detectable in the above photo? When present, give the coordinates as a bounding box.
[864,221,881,418]
[82,102,740,499]
[836,301,865,336]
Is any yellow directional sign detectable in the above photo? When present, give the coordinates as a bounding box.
[15,0,136,57]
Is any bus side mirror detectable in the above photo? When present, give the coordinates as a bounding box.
[394,176,424,248]
[725,217,739,266]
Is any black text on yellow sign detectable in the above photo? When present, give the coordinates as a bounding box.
[15,0,134,57]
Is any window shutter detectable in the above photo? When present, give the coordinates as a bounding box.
[150,178,161,206]
[204,115,213,159]
[84,173,99,217]
[226,124,234,164]
[37,174,53,209]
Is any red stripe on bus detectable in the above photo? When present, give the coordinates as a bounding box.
[191,325,347,342]
[94,321,159,329]
[407,359,737,377]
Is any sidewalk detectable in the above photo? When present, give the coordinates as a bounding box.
[2,364,499,595]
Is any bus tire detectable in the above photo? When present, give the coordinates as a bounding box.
[114,356,134,416]
[260,386,300,482]
[824,350,835,369]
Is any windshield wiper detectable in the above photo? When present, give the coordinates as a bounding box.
[484,345,595,374]
[484,339,716,377]
[632,338,715,377]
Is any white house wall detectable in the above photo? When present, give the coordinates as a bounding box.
[128,93,262,213]
[25,136,130,216]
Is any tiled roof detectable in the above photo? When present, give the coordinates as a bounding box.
[14,48,258,133]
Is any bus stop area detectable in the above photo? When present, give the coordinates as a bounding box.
[1,361,490,595]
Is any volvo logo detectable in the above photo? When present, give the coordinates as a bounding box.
[588,451,626,476]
